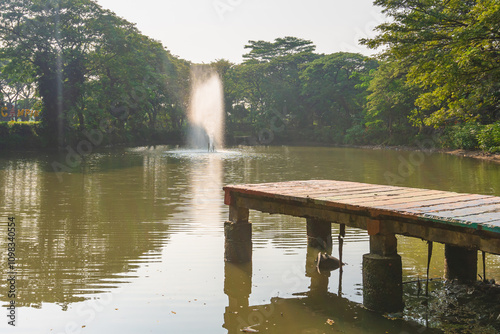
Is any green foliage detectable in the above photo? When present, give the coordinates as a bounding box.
[444,123,482,150]
[441,122,500,152]
[300,53,378,132]
[344,125,365,145]
[363,0,500,127]
[365,61,420,132]
[1,0,497,153]
[0,121,41,148]
[0,121,8,138]
[478,122,500,153]
[0,0,189,148]
[243,36,316,62]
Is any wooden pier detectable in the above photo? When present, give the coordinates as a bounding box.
[223,180,500,312]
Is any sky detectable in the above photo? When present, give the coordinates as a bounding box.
[95,0,385,64]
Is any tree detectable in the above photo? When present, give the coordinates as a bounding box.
[365,60,420,134]
[300,53,378,133]
[0,59,39,121]
[0,0,191,146]
[362,0,500,127]
[0,0,120,146]
[243,36,316,62]
[228,37,318,138]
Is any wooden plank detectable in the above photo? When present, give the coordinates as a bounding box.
[454,211,500,224]
[315,188,432,203]
[483,220,500,233]
[403,196,499,213]
[269,182,387,196]
[374,194,487,211]
[280,185,397,198]
[334,192,459,207]
[427,204,500,218]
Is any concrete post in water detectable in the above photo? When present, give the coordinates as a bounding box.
[305,246,330,295]
[444,244,477,283]
[224,204,252,263]
[363,220,403,313]
[223,262,252,332]
[306,218,332,251]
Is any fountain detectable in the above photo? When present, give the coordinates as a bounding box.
[187,65,225,152]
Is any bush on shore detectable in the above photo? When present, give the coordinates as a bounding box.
[443,122,500,153]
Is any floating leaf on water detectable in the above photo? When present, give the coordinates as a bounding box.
[326,319,335,325]
[240,324,260,332]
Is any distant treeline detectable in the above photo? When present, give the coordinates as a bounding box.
[0,0,190,149]
[1,0,499,152]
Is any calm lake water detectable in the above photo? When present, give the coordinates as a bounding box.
[0,145,499,333]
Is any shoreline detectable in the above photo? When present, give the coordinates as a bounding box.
[266,138,500,164]
[3,140,500,164]
[352,144,500,164]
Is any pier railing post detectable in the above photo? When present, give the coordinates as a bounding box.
[363,220,403,313]
[224,204,252,263]
[444,244,477,283]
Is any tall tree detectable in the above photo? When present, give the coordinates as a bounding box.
[363,0,500,126]
[243,36,316,62]
[231,37,318,136]
[0,0,190,146]
[365,60,420,134]
[0,0,120,146]
[300,53,378,132]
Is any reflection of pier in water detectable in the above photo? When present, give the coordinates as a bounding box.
[223,254,441,334]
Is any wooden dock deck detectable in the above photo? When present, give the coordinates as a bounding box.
[222,180,500,312]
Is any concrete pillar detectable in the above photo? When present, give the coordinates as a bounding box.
[305,246,330,296]
[223,262,252,332]
[306,218,332,251]
[444,244,477,283]
[224,205,252,263]
[363,230,403,313]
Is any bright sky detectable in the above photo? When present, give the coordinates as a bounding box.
[95,0,385,64]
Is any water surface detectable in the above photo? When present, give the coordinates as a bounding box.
[0,146,498,333]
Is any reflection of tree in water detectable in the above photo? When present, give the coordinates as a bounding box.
[0,151,177,309]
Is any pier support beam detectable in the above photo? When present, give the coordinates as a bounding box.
[363,226,403,313]
[306,218,332,251]
[444,244,477,283]
[225,205,252,263]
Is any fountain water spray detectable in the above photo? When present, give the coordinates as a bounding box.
[187,65,225,151]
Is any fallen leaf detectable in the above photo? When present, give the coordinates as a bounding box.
[326,319,335,325]
[240,324,260,333]
[171,311,176,314]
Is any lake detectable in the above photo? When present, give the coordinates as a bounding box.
[0,145,499,333]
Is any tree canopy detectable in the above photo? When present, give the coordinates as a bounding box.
[0,0,189,147]
[363,0,500,126]
[1,1,498,152]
